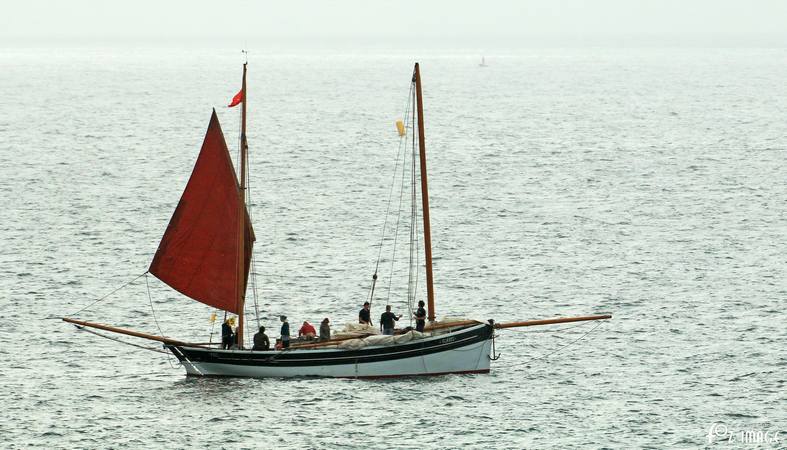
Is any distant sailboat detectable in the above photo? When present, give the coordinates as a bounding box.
[63,61,611,378]
[479,56,488,67]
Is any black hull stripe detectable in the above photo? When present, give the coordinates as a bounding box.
[168,324,493,367]
[184,368,491,379]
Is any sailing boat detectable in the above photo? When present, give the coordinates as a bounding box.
[63,62,610,378]
[479,56,488,67]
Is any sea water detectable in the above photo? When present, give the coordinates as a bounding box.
[0,45,785,448]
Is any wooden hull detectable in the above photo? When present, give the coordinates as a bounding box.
[166,324,494,378]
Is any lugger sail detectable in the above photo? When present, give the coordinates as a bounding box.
[148,110,255,317]
[64,61,611,378]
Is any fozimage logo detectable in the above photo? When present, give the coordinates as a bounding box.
[706,423,780,445]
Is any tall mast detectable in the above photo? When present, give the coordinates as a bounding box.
[237,62,248,345]
[413,63,436,322]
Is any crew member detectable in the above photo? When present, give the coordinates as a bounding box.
[414,300,427,332]
[299,321,317,338]
[359,301,372,326]
[280,315,290,349]
[252,326,270,351]
[221,318,234,350]
[380,305,401,335]
[320,318,331,341]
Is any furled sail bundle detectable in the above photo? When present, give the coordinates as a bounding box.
[149,110,254,314]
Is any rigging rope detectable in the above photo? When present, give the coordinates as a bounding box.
[209,309,218,344]
[72,325,170,355]
[411,185,420,327]
[68,271,148,317]
[368,77,426,323]
[501,319,596,334]
[243,110,262,332]
[145,272,165,337]
[144,273,178,368]
[498,321,605,368]
[250,253,261,329]
[367,81,414,308]
[236,98,261,348]
[406,84,420,322]
[65,271,178,364]
[385,123,411,306]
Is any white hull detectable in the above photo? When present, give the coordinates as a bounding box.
[169,324,494,378]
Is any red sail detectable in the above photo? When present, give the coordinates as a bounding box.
[149,110,254,314]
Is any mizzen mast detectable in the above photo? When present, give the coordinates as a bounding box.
[413,63,436,322]
[236,61,249,345]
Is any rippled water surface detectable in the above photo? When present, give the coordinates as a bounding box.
[1,47,785,448]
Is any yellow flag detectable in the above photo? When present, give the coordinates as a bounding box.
[395,120,405,137]
[209,312,217,323]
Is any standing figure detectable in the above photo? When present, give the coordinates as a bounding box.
[280,315,290,349]
[359,301,372,326]
[380,305,402,335]
[221,318,235,350]
[320,318,331,341]
[414,300,427,333]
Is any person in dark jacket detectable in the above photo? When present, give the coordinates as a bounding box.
[221,319,235,350]
[359,301,372,326]
[414,300,427,332]
[380,305,401,335]
[320,318,331,341]
[252,326,270,351]
[280,315,290,349]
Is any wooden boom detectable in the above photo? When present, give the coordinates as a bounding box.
[494,314,612,329]
[62,317,204,347]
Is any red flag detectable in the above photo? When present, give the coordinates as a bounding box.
[228,89,243,108]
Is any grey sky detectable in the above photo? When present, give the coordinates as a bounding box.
[2,0,785,43]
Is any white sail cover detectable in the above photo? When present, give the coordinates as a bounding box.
[338,330,426,350]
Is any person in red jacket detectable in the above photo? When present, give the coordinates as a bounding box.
[299,321,317,339]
